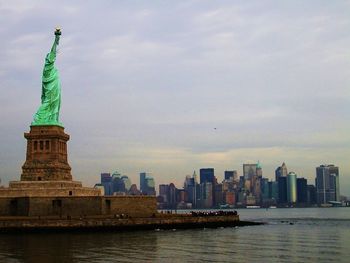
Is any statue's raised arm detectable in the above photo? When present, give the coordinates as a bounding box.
[46,28,60,63]
[32,28,63,127]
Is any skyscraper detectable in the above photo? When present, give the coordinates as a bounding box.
[199,168,216,208]
[243,164,257,180]
[224,171,234,181]
[269,181,279,202]
[232,170,238,182]
[184,175,197,207]
[100,172,112,195]
[297,178,307,204]
[200,168,215,184]
[140,172,147,193]
[307,185,317,205]
[315,165,339,204]
[192,170,198,184]
[287,172,297,203]
[277,176,287,204]
[159,184,169,202]
[261,178,269,201]
[214,183,223,207]
[256,161,262,177]
[275,162,288,181]
[199,182,213,208]
[139,172,156,196]
[111,171,123,194]
[168,183,177,209]
[276,162,288,205]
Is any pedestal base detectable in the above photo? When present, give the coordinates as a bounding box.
[21,125,72,181]
[0,181,100,197]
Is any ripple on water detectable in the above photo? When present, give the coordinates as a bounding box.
[0,208,350,262]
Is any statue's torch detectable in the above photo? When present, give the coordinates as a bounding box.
[54,27,61,45]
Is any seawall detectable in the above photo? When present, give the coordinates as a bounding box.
[0,214,262,233]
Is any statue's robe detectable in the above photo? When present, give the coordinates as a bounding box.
[32,37,62,126]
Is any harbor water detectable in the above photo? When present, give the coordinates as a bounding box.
[0,207,349,263]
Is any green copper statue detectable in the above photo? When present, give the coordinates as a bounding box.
[32,28,63,127]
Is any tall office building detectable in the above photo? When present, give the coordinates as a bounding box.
[140,172,147,193]
[101,173,112,195]
[277,177,287,204]
[222,179,234,192]
[139,172,156,196]
[276,162,288,204]
[199,168,216,208]
[223,191,236,206]
[199,182,213,208]
[214,183,223,207]
[168,183,177,208]
[224,170,238,181]
[307,185,317,205]
[184,175,197,207]
[200,168,215,184]
[243,164,257,180]
[252,176,262,204]
[256,161,262,177]
[177,189,186,204]
[111,171,123,194]
[224,171,234,181]
[121,176,131,192]
[287,172,297,203]
[184,175,193,188]
[315,165,339,204]
[269,181,279,201]
[233,170,239,182]
[261,178,269,201]
[297,178,307,204]
[275,162,288,181]
[159,184,169,203]
[192,171,198,184]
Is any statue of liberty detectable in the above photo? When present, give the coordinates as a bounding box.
[32,28,63,127]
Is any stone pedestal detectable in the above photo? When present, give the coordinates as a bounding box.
[21,125,72,181]
[0,124,102,215]
[0,125,101,198]
[0,181,100,197]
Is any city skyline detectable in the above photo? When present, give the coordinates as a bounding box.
[98,162,343,209]
[0,1,349,195]
[96,162,345,197]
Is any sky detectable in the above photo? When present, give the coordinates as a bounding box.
[0,1,349,195]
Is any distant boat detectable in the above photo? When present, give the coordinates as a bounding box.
[269,206,277,209]
[328,201,342,207]
[246,206,260,209]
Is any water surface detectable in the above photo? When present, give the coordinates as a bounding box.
[0,208,349,263]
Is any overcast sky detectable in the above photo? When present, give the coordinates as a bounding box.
[0,1,349,195]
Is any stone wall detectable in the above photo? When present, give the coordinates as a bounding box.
[0,181,101,197]
[0,198,13,216]
[0,187,101,198]
[103,196,156,217]
[0,214,243,232]
[0,196,157,218]
[28,197,102,217]
[9,181,83,188]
